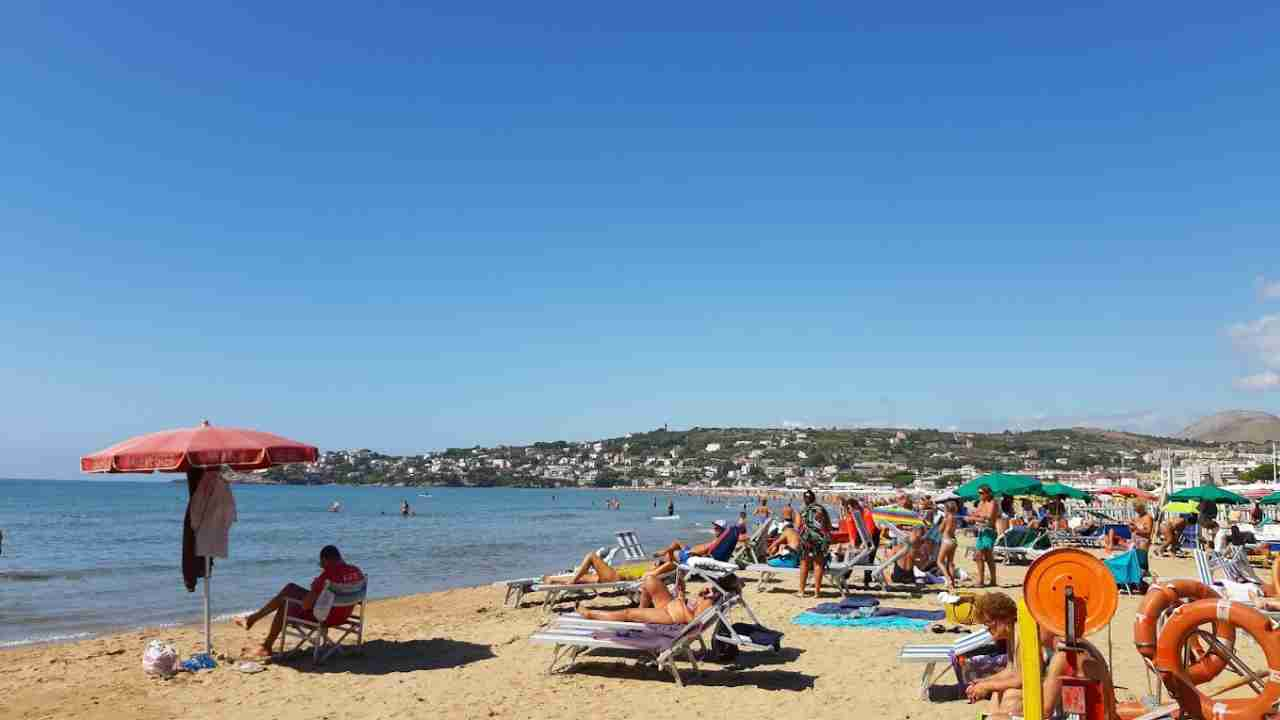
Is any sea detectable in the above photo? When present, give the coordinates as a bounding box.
[0,479,746,647]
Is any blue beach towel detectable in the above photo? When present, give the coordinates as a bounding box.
[791,613,933,630]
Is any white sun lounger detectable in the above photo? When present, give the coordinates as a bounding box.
[502,530,650,609]
[745,532,919,596]
[897,627,995,698]
[530,593,743,686]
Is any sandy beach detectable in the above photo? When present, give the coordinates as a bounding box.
[0,548,1213,720]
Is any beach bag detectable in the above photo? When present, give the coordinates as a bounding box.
[708,619,740,661]
[942,592,977,625]
[312,585,335,623]
[142,640,178,677]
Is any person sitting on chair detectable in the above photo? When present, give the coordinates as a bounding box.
[649,519,740,576]
[766,519,803,567]
[235,545,364,659]
[883,525,924,586]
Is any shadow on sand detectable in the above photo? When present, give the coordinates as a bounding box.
[555,646,813,691]
[282,638,495,675]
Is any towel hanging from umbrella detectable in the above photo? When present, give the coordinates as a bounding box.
[81,420,318,658]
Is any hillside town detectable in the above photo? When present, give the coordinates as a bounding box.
[262,425,1279,493]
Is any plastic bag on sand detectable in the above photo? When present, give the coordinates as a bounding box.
[142,640,178,677]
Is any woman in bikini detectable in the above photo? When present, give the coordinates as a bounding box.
[577,573,735,624]
[938,500,959,589]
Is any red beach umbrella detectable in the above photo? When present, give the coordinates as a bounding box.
[81,420,318,473]
[80,420,318,658]
[1094,486,1156,501]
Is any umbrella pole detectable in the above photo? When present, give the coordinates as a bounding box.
[204,556,212,656]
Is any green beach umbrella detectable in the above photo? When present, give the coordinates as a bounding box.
[1167,485,1250,505]
[955,473,1042,500]
[1257,492,1280,506]
[1037,482,1092,501]
[1162,500,1200,515]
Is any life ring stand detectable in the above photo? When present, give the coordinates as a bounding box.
[1134,580,1236,684]
[1024,548,1119,637]
[1154,598,1280,720]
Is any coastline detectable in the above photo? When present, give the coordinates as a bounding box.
[3,551,1198,720]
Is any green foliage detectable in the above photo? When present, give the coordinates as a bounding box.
[1242,464,1278,483]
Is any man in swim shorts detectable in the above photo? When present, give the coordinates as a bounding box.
[974,485,999,588]
[766,519,802,568]
[235,545,364,659]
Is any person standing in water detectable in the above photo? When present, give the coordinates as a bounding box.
[667,499,675,516]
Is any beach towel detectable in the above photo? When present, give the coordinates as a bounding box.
[791,613,933,630]
[875,607,945,621]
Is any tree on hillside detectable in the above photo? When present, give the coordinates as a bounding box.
[1242,464,1277,483]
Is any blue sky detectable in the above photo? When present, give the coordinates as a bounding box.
[3,3,1279,478]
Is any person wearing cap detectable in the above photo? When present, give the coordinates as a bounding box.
[235,545,363,659]
[649,518,741,577]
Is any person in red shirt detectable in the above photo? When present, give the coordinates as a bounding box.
[235,545,364,659]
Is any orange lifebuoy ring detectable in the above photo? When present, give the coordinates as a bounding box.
[1134,580,1235,684]
[1154,598,1280,720]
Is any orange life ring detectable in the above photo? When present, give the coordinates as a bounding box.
[1134,580,1235,684]
[1154,598,1280,720]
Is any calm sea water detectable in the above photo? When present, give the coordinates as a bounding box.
[0,479,744,647]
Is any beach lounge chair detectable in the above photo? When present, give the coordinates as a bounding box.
[530,586,755,686]
[990,527,1050,565]
[502,531,649,609]
[1103,549,1144,594]
[731,521,772,567]
[744,520,919,596]
[611,531,648,563]
[278,576,368,664]
[897,627,996,698]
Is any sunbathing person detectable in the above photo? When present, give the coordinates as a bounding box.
[649,519,740,576]
[765,519,802,567]
[578,573,737,625]
[543,550,624,585]
[235,545,364,659]
[883,525,925,586]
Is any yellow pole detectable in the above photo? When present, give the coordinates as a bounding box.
[1018,598,1043,720]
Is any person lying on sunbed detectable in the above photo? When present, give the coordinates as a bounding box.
[542,550,627,585]
[234,545,363,659]
[765,519,802,568]
[578,573,739,625]
[649,519,740,576]
[882,525,925,586]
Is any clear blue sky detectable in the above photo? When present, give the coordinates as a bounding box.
[4,3,1279,478]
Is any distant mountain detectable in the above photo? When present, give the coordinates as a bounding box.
[1178,410,1280,443]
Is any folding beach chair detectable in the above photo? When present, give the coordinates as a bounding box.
[731,521,772,567]
[531,587,763,686]
[279,576,368,664]
[897,627,995,698]
[991,527,1050,565]
[743,517,887,596]
[502,532,650,609]
[612,530,648,563]
[1103,549,1143,594]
